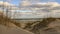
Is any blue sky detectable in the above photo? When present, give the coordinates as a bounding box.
[0,0,60,6]
[55,0,60,3]
[10,0,60,4]
[10,0,21,6]
[0,0,21,6]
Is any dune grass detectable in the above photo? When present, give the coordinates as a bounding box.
[0,13,21,27]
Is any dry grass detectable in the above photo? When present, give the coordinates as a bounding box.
[0,12,60,34]
[23,18,60,34]
[0,13,21,27]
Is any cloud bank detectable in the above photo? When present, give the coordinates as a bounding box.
[0,0,60,18]
[19,1,60,18]
[0,1,15,7]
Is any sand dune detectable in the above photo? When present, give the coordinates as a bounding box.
[0,24,34,34]
[0,13,34,34]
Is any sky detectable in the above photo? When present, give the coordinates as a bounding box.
[56,0,60,3]
[0,0,60,18]
[0,0,21,6]
[0,0,60,6]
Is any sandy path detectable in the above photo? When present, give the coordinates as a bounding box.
[0,25,34,34]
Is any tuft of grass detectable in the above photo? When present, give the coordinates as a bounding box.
[0,13,21,27]
[23,18,59,34]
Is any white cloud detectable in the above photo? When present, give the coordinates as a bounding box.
[0,1,15,7]
[19,2,60,18]
[22,2,60,10]
[20,0,57,7]
[0,1,20,11]
[0,0,60,18]
[21,1,31,6]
